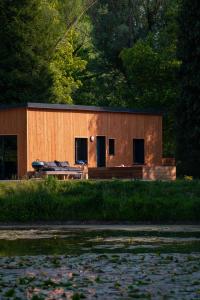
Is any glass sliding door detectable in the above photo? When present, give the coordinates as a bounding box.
[0,135,18,180]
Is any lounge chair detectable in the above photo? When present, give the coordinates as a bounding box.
[32,160,86,179]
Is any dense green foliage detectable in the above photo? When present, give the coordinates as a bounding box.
[49,30,87,104]
[0,0,53,102]
[75,0,177,107]
[0,0,93,103]
[176,0,200,177]
[0,179,199,222]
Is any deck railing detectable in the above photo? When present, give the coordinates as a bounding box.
[162,158,176,166]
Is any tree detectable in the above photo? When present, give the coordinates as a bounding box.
[0,0,57,103]
[75,0,178,108]
[119,1,180,156]
[73,14,129,107]
[44,0,97,104]
[49,30,87,104]
[176,0,200,177]
[90,0,168,67]
[120,36,180,155]
[0,0,97,104]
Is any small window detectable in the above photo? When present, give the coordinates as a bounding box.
[75,138,88,164]
[109,139,115,155]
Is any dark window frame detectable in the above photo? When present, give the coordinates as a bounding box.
[75,137,88,164]
[0,135,18,179]
[108,138,115,156]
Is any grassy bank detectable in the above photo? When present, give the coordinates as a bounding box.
[0,179,200,223]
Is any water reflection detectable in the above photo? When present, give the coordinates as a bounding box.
[0,226,200,256]
[0,226,200,299]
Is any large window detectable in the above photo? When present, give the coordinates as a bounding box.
[0,135,18,179]
[75,138,88,164]
[109,139,115,155]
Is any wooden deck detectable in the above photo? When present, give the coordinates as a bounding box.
[88,165,176,180]
[28,162,176,181]
[88,166,143,179]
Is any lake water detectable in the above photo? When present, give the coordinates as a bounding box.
[0,225,200,299]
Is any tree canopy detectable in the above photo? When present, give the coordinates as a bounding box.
[0,0,96,103]
[0,0,53,103]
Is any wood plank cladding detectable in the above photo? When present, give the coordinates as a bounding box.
[0,108,27,178]
[89,166,176,180]
[27,108,162,172]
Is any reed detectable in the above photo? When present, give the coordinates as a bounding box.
[0,178,199,223]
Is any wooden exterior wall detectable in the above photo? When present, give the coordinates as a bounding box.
[0,108,27,178]
[27,108,162,173]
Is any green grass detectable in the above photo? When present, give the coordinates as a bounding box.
[0,178,199,223]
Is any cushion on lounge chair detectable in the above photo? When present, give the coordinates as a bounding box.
[42,161,58,171]
[40,161,82,173]
[44,161,57,168]
[55,161,69,168]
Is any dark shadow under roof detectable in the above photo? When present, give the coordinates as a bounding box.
[0,102,163,115]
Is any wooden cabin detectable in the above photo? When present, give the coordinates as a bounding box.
[0,103,176,180]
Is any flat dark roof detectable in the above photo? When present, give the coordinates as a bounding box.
[0,102,163,115]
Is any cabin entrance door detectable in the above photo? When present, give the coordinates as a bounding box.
[0,135,18,180]
[97,136,106,167]
[133,139,145,164]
